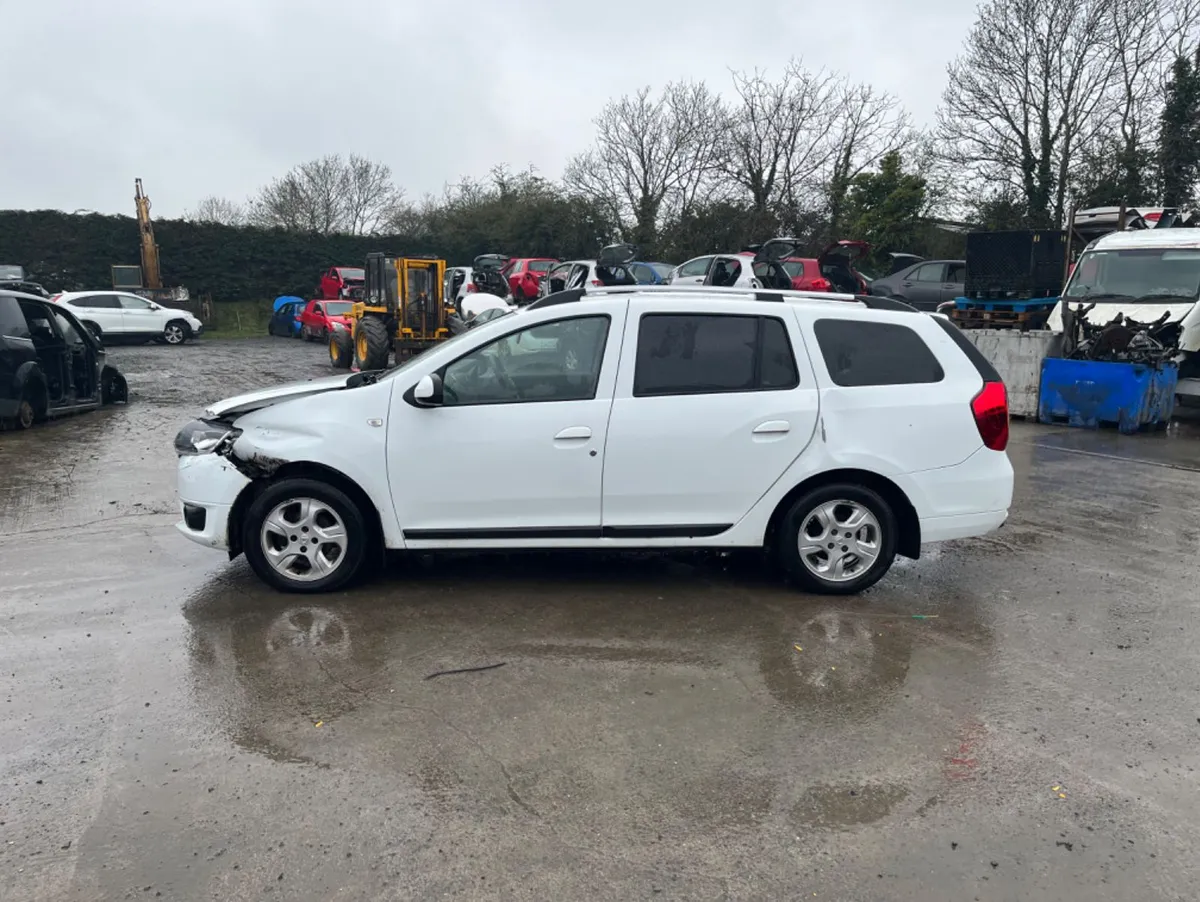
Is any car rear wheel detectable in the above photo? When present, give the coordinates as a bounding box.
[243,479,368,593]
[300,325,312,341]
[163,320,189,345]
[775,483,897,595]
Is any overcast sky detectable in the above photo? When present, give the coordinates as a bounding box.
[2,0,979,219]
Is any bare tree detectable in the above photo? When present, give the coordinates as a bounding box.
[184,195,246,226]
[720,60,840,217]
[248,154,399,234]
[563,81,725,248]
[936,0,1118,226]
[819,82,914,237]
[344,154,400,235]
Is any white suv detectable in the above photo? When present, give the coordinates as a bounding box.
[54,291,203,345]
[174,286,1013,595]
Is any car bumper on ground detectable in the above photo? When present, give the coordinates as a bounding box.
[176,452,250,550]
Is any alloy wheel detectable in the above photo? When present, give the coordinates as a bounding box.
[798,500,881,583]
[260,497,349,583]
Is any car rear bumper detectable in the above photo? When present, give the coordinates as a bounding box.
[176,452,250,551]
[918,509,1008,543]
[894,446,1014,543]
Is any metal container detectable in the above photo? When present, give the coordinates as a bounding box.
[1037,358,1179,434]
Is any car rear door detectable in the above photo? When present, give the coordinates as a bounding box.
[941,262,966,303]
[901,263,948,310]
[601,298,820,533]
[67,294,123,333]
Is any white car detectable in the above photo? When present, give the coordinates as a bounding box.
[669,252,762,288]
[54,291,203,345]
[175,286,1014,595]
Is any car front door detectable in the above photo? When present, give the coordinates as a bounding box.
[601,299,820,532]
[387,309,623,539]
[117,293,161,336]
[941,262,966,303]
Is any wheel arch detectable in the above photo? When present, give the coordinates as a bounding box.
[226,460,386,563]
[763,468,921,560]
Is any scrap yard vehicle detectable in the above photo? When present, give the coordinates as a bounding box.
[471,255,513,301]
[1,289,127,429]
[328,253,450,371]
[317,266,366,300]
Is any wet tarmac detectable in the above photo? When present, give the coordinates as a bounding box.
[3,337,1200,900]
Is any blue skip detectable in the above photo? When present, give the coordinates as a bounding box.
[1038,358,1179,434]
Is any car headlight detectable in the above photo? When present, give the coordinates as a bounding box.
[174,419,240,457]
[331,321,347,331]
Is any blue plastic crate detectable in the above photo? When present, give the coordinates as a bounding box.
[1038,358,1178,434]
[954,295,1060,312]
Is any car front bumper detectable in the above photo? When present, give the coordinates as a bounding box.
[176,452,250,551]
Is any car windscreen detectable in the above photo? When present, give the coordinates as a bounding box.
[324,302,353,315]
[528,261,555,273]
[1063,247,1200,303]
[338,269,365,280]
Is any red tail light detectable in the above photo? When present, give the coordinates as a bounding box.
[809,278,831,291]
[591,279,604,286]
[971,381,1009,451]
[465,283,478,292]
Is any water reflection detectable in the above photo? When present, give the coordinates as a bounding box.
[183,553,993,833]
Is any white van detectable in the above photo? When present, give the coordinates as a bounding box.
[1047,228,1200,398]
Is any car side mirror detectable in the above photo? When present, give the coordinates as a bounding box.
[413,373,444,407]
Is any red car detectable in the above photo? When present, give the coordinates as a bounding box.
[503,258,558,301]
[317,266,365,300]
[298,299,354,341]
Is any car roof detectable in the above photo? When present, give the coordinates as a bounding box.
[1087,228,1200,250]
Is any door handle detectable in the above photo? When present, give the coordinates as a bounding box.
[555,426,592,440]
[753,420,790,434]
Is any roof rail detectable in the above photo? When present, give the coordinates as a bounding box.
[523,284,921,313]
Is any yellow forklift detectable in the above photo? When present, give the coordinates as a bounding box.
[329,253,451,370]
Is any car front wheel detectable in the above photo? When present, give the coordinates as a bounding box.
[775,483,897,595]
[163,320,190,345]
[243,478,368,593]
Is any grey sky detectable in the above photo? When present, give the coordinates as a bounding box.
[3,0,978,219]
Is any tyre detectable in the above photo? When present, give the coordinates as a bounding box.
[354,317,391,370]
[242,478,368,593]
[163,319,189,345]
[329,330,353,369]
[101,366,128,405]
[775,483,897,595]
[301,324,312,342]
[320,326,329,341]
[15,379,47,430]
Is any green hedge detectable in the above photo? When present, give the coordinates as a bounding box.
[0,210,431,301]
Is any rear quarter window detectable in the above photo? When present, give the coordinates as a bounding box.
[813,319,944,387]
[0,295,31,338]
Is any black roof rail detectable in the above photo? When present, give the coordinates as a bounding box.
[525,288,585,310]
[751,291,786,303]
[857,294,918,313]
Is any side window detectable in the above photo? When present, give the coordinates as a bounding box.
[678,257,710,278]
[946,263,966,282]
[70,294,118,309]
[0,296,31,338]
[118,294,152,309]
[633,314,799,397]
[812,319,945,387]
[441,315,610,406]
[913,263,947,282]
[313,304,323,315]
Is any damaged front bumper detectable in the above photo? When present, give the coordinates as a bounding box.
[176,452,250,551]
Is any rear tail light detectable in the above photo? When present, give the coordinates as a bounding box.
[465,283,478,292]
[591,279,604,286]
[971,381,1009,451]
[810,278,831,291]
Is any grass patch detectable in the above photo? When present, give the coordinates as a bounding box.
[201,299,277,340]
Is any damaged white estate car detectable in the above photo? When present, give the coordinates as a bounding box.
[175,286,1014,595]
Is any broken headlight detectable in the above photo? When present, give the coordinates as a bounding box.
[174,419,241,457]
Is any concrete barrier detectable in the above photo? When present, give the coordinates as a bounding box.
[962,329,1062,418]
